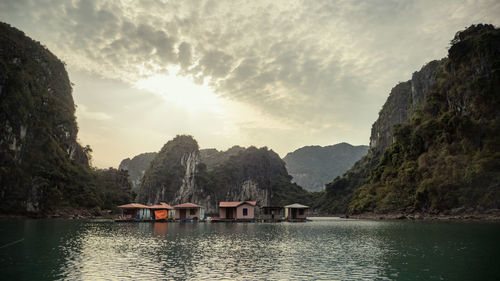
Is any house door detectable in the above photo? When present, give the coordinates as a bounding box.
[226,208,233,219]
[180,209,186,219]
[291,208,297,219]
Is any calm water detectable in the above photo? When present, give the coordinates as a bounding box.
[0,218,499,280]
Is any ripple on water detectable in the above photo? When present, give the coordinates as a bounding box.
[2,218,498,280]
[54,221,393,280]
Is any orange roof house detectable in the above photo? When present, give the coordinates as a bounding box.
[149,202,175,220]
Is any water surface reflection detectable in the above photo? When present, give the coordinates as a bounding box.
[59,220,390,280]
[1,219,499,280]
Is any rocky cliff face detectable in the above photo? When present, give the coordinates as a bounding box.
[349,24,500,214]
[138,135,198,205]
[320,60,442,213]
[322,24,500,215]
[207,146,293,209]
[118,152,157,192]
[0,22,91,213]
[138,135,310,214]
[369,60,442,152]
[0,22,133,214]
[119,147,244,194]
[283,143,369,192]
[173,150,201,203]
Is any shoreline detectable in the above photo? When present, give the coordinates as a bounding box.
[2,207,500,221]
[2,214,500,222]
[0,208,117,220]
[341,211,500,221]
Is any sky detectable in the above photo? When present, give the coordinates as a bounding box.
[1,0,499,168]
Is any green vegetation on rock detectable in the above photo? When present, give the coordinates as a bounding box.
[139,135,199,204]
[207,145,311,207]
[0,22,132,215]
[349,24,500,214]
[138,135,311,213]
[118,152,157,194]
[199,146,245,171]
[323,24,500,215]
[3,20,497,217]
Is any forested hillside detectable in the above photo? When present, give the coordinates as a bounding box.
[321,24,500,215]
[0,22,132,215]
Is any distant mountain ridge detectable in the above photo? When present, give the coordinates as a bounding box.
[118,152,157,193]
[283,143,368,192]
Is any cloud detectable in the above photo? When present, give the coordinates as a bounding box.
[1,0,500,146]
[177,42,193,70]
[195,49,234,79]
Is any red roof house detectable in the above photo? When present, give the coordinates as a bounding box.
[218,201,256,220]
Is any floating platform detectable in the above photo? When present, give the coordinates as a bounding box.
[260,219,284,223]
[211,218,256,223]
[286,219,309,222]
[114,218,204,223]
[114,219,154,222]
[114,218,308,223]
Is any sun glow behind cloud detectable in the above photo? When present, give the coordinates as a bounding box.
[135,68,224,114]
[133,67,292,134]
[2,0,499,167]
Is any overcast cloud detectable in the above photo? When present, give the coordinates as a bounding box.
[1,0,499,167]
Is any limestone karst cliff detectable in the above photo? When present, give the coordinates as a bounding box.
[317,60,443,213]
[0,22,89,212]
[0,22,133,214]
[369,60,442,153]
[119,147,245,196]
[138,135,310,214]
[321,24,500,214]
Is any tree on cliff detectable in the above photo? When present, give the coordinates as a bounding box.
[321,24,500,215]
[0,22,133,214]
[138,135,312,213]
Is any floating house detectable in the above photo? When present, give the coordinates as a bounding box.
[261,206,284,222]
[218,201,256,221]
[284,203,309,221]
[173,202,204,220]
[117,203,151,220]
[149,202,175,220]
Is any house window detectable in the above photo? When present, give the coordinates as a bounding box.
[299,209,304,215]
[243,208,248,216]
[190,209,196,215]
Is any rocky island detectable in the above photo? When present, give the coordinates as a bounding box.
[0,22,133,217]
[318,24,500,219]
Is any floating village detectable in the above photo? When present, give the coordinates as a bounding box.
[116,201,309,223]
